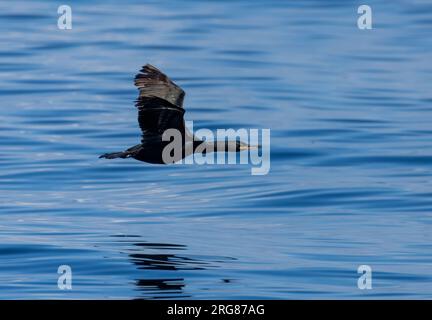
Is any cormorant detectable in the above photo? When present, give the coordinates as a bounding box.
[99,64,253,164]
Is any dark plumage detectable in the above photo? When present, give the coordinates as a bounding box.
[99,64,252,164]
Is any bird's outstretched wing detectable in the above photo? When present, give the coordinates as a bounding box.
[135,96,185,137]
[134,64,185,108]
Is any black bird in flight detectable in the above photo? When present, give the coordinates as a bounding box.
[99,64,254,164]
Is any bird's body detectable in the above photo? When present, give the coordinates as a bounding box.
[105,138,198,164]
[100,64,252,164]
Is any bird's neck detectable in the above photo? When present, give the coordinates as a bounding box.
[194,140,238,154]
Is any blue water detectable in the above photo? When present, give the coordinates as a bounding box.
[1,0,432,299]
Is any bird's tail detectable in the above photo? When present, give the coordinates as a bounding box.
[99,151,130,159]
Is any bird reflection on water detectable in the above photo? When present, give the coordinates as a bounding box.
[111,235,236,299]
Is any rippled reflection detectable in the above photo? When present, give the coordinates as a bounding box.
[112,236,236,299]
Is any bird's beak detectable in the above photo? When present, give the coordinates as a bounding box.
[240,144,259,151]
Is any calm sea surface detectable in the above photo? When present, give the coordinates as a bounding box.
[1,0,431,299]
